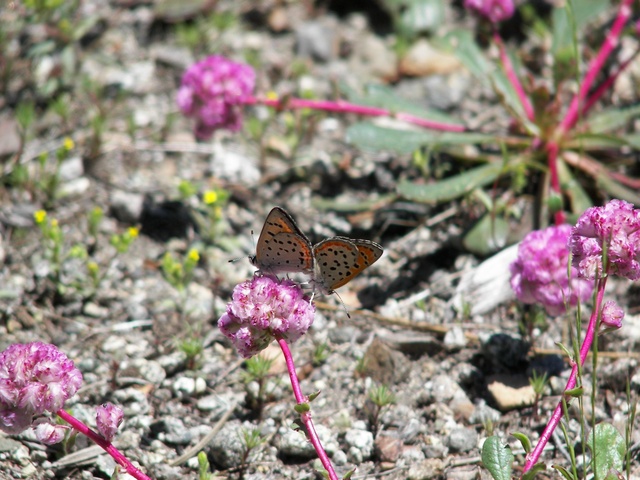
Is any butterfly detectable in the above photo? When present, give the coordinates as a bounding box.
[312,236,383,295]
[250,207,314,276]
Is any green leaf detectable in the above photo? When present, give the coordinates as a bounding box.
[557,159,592,214]
[620,133,640,149]
[586,423,625,480]
[346,122,496,154]
[341,83,460,124]
[522,463,547,480]
[553,464,577,480]
[596,175,640,205]
[311,194,397,213]
[442,30,537,130]
[294,402,310,414]
[481,436,513,480]
[511,432,532,454]
[568,134,629,149]
[398,162,504,204]
[462,214,510,256]
[552,0,610,62]
[565,386,584,397]
[584,104,640,134]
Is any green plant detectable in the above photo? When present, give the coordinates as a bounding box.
[366,384,396,437]
[241,355,276,419]
[237,426,265,479]
[197,451,213,480]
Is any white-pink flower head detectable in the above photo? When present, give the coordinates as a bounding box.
[218,276,315,358]
[600,300,624,334]
[96,403,124,442]
[510,224,594,316]
[177,55,255,140]
[464,0,515,24]
[0,342,82,434]
[569,199,640,280]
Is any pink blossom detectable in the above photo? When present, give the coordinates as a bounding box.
[34,420,69,444]
[0,342,82,434]
[600,300,624,333]
[569,199,640,280]
[510,225,594,315]
[464,0,515,24]
[219,276,315,358]
[177,55,255,139]
[96,403,124,442]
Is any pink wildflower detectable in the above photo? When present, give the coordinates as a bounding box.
[569,199,640,280]
[219,276,315,358]
[34,420,69,444]
[0,342,82,434]
[177,55,255,140]
[510,225,594,316]
[464,0,515,24]
[600,300,624,334]
[96,403,124,442]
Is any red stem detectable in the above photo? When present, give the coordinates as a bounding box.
[546,141,566,225]
[557,0,633,136]
[493,31,535,122]
[244,97,466,132]
[522,277,607,474]
[277,337,339,480]
[581,47,640,117]
[56,409,152,480]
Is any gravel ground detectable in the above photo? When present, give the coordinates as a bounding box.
[2,1,640,479]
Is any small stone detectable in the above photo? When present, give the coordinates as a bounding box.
[344,428,374,461]
[447,427,478,453]
[445,466,480,480]
[487,374,536,411]
[83,302,109,318]
[173,376,196,397]
[110,190,145,224]
[295,21,336,62]
[267,6,289,32]
[443,326,467,350]
[375,434,402,462]
[278,429,316,459]
[101,335,127,353]
[399,39,462,77]
[59,156,84,181]
[469,401,501,425]
[408,458,445,480]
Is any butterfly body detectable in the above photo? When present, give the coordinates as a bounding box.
[312,236,383,295]
[250,207,314,276]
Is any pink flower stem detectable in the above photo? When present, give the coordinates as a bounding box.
[276,337,339,480]
[556,0,633,136]
[522,277,607,474]
[546,141,566,225]
[243,96,466,132]
[493,30,535,122]
[56,409,152,480]
[581,47,640,117]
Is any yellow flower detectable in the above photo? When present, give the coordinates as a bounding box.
[266,91,279,101]
[63,137,75,151]
[187,248,200,262]
[34,210,47,224]
[203,190,218,205]
[128,227,139,238]
[50,219,58,227]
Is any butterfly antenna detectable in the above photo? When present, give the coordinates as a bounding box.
[333,291,351,319]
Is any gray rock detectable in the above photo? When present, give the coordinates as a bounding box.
[344,428,374,462]
[172,376,196,398]
[129,358,167,385]
[295,21,336,62]
[443,326,467,350]
[209,144,260,185]
[278,429,316,459]
[210,422,252,468]
[95,454,117,477]
[110,190,145,224]
[157,417,191,445]
[468,401,501,425]
[447,427,478,453]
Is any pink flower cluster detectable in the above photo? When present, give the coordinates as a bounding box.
[176,55,255,140]
[0,342,82,435]
[510,224,594,316]
[219,276,315,358]
[96,402,124,442]
[464,0,515,24]
[569,199,640,280]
